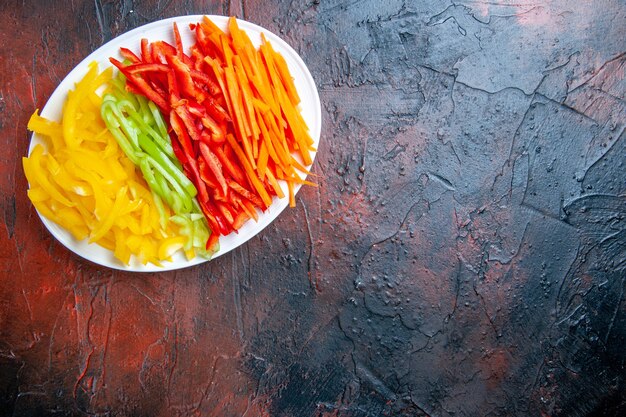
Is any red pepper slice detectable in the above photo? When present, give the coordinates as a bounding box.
[141,38,152,63]
[119,47,140,63]
[215,146,246,184]
[216,200,236,227]
[185,101,224,141]
[228,179,264,208]
[150,80,169,102]
[170,120,209,205]
[198,200,222,234]
[187,159,209,204]
[169,111,194,157]
[152,40,176,64]
[203,95,230,123]
[209,203,232,235]
[195,24,211,56]
[199,142,228,197]
[206,232,219,251]
[198,158,219,190]
[199,199,230,236]
[172,97,203,142]
[189,70,220,96]
[166,69,180,99]
[169,131,189,165]
[173,22,184,60]
[125,63,169,75]
[125,82,143,96]
[190,45,205,71]
[109,58,170,113]
[168,55,207,104]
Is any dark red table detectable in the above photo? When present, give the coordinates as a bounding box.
[1,1,625,416]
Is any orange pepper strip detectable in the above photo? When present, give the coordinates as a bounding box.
[225,133,272,208]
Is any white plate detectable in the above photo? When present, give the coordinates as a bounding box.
[28,15,321,272]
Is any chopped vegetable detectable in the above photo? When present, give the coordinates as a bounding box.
[24,62,195,266]
[100,70,216,259]
[112,16,316,247]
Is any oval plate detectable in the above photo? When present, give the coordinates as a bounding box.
[28,15,321,272]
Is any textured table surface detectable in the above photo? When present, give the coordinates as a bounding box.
[1,1,625,416]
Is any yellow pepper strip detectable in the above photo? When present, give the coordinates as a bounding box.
[24,62,191,266]
[184,248,196,261]
[89,185,128,243]
[62,64,99,148]
[29,197,88,240]
[27,111,64,152]
[158,236,187,261]
[24,145,75,208]
[113,228,131,265]
[26,188,49,202]
[43,153,93,197]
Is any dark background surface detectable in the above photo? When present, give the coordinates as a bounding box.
[1,1,625,416]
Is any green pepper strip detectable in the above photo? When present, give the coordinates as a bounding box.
[137,133,196,198]
[101,100,140,163]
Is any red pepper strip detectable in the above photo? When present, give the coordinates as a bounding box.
[150,80,169,103]
[199,132,212,146]
[189,70,220,96]
[166,70,180,99]
[171,130,208,205]
[152,40,176,64]
[198,200,224,236]
[169,55,206,103]
[231,193,258,222]
[119,47,140,63]
[206,232,219,251]
[190,46,205,71]
[141,38,152,63]
[170,115,209,205]
[200,199,230,236]
[169,112,195,158]
[226,192,245,215]
[172,98,203,142]
[125,63,170,75]
[231,193,257,223]
[152,41,169,64]
[187,159,208,204]
[215,146,246,184]
[169,130,189,165]
[148,72,169,95]
[173,22,183,60]
[151,44,161,65]
[199,142,228,197]
[216,147,246,185]
[228,180,264,208]
[195,24,211,56]
[125,82,143,96]
[210,201,233,234]
[198,158,219,190]
[185,101,224,141]
[109,58,170,113]
[179,157,208,205]
[216,201,236,228]
[203,95,230,123]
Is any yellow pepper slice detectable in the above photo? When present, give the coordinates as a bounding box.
[24,62,190,266]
